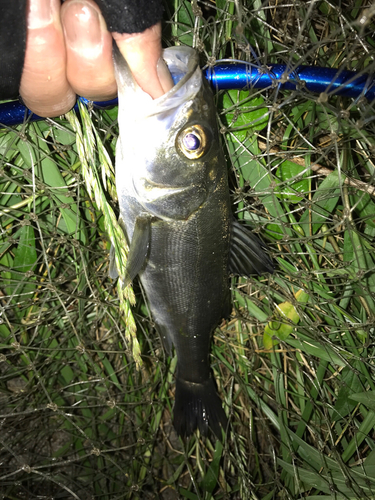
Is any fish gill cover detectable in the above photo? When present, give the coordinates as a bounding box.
[1,1,375,499]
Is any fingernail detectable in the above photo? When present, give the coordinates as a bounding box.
[62,1,104,51]
[157,58,174,94]
[27,0,55,30]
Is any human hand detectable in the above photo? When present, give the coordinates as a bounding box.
[20,0,174,117]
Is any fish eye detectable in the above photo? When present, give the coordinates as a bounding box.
[176,124,208,159]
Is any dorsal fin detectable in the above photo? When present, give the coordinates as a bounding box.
[229,220,274,276]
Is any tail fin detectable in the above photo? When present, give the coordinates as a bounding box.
[173,376,227,439]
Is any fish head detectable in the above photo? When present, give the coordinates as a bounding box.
[114,46,225,221]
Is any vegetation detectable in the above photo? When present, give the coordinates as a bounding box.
[1,1,375,498]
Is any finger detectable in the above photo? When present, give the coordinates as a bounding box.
[113,22,174,99]
[20,0,76,117]
[61,0,117,101]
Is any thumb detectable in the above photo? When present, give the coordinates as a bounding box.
[113,22,173,99]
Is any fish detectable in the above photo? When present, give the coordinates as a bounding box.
[110,45,274,438]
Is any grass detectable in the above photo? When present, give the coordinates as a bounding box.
[1,0,375,498]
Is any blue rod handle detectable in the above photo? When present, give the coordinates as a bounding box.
[0,63,374,127]
[204,63,375,99]
[0,96,119,127]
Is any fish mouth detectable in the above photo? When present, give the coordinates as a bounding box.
[162,46,200,92]
[114,45,201,119]
[146,47,202,117]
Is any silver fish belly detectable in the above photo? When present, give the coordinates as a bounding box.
[112,45,274,438]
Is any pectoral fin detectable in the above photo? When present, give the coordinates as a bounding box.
[109,214,152,286]
[229,220,274,276]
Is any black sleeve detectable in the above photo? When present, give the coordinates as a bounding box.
[0,0,27,99]
[95,0,163,33]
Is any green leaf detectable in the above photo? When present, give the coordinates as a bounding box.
[286,337,348,367]
[174,0,194,47]
[200,440,223,493]
[96,351,122,390]
[274,159,310,203]
[10,223,37,299]
[234,290,269,322]
[342,410,375,463]
[60,365,75,385]
[363,449,375,468]
[17,131,86,244]
[349,391,375,411]
[222,92,269,140]
[278,459,331,493]
[52,127,75,146]
[167,461,186,486]
[261,492,277,500]
[178,488,198,500]
[39,155,85,242]
[0,323,11,341]
[350,191,375,229]
[0,247,12,293]
[279,456,373,496]
[303,497,346,500]
[350,449,375,484]
[287,429,341,473]
[264,301,300,348]
[343,230,375,311]
[299,170,343,234]
[295,289,309,304]
[332,367,365,421]
[12,224,37,274]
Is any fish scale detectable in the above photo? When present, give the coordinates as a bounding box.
[111,45,274,438]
